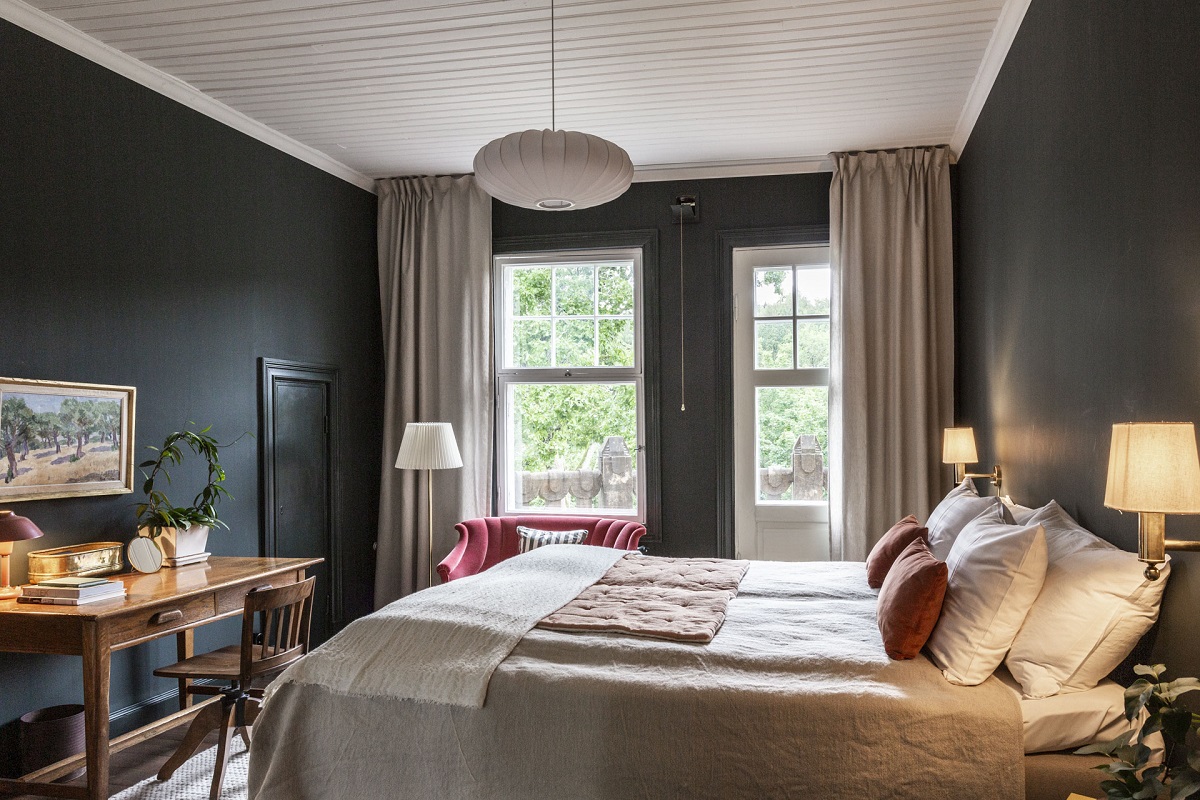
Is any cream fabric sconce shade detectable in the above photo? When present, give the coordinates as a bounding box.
[942,427,979,467]
[941,427,1001,493]
[395,423,464,471]
[1104,422,1200,579]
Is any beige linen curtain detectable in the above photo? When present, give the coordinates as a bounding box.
[376,175,492,605]
[829,146,954,561]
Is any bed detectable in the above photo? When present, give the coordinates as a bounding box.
[248,552,1030,800]
[249,477,1169,800]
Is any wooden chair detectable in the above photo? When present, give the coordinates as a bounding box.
[153,576,316,800]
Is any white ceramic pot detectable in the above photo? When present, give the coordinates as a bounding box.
[151,525,210,563]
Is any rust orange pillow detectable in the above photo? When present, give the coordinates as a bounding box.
[877,537,948,660]
[866,515,928,589]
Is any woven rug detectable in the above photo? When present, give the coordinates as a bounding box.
[111,746,248,800]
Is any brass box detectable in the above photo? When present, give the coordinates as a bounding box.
[27,542,124,583]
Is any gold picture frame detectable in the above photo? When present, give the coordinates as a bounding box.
[0,377,136,502]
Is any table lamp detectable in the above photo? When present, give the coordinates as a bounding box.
[942,427,1003,495]
[0,510,45,599]
[1104,422,1200,580]
[394,422,463,588]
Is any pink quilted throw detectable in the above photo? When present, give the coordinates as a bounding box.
[537,554,750,643]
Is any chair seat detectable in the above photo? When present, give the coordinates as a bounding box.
[153,645,242,681]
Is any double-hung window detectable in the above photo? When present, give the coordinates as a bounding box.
[495,247,646,522]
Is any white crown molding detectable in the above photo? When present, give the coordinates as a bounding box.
[632,156,833,183]
[949,0,1032,159]
[0,0,376,194]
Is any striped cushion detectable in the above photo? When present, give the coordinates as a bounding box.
[517,526,588,554]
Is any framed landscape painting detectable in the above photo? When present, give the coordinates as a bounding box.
[0,377,136,502]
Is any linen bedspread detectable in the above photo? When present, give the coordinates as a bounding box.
[248,560,1024,800]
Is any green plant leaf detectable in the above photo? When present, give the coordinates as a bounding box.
[1164,678,1200,701]
[1098,777,1137,799]
[1078,730,1136,757]
[1172,768,1200,800]
[1163,707,1193,743]
[1126,679,1156,721]
[1134,664,1166,678]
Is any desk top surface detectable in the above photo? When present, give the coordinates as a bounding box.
[0,556,322,619]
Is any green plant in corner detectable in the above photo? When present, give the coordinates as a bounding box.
[135,423,246,537]
[1075,664,1200,800]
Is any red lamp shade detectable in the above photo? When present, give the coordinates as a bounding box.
[0,510,44,598]
[0,510,45,542]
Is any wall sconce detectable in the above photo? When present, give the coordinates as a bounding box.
[942,427,1003,496]
[1104,422,1200,580]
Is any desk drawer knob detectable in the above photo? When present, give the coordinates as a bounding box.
[150,609,184,626]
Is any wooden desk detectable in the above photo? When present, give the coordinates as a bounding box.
[0,556,322,800]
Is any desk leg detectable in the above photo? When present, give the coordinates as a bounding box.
[176,629,194,710]
[82,621,111,800]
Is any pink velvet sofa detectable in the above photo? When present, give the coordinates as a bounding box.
[436,516,646,583]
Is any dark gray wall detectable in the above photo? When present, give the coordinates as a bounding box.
[955,1,1200,673]
[0,19,382,770]
[494,175,830,558]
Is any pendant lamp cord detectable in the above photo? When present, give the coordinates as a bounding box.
[550,0,556,131]
[679,213,686,412]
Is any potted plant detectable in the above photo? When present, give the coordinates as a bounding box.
[135,424,240,565]
[1076,663,1200,799]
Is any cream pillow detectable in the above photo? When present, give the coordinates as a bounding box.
[926,506,1048,686]
[926,480,1008,560]
[1002,495,1037,525]
[1004,502,1169,698]
[926,479,984,561]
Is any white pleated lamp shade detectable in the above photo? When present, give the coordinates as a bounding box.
[395,422,463,471]
[473,129,634,211]
[1105,422,1200,513]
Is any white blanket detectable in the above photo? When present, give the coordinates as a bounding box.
[270,544,624,707]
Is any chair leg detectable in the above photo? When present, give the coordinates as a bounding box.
[158,701,225,781]
[236,696,260,749]
[209,704,236,800]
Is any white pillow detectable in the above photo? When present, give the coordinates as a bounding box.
[926,506,1048,686]
[926,480,1008,560]
[1002,495,1037,525]
[1004,501,1169,698]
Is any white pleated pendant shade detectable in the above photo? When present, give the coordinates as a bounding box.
[395,422,464,470]
[473,129,634,211]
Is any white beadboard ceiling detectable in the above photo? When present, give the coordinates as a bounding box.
[5,0,1029,187]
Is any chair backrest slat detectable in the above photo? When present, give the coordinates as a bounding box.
[239,576,316,684]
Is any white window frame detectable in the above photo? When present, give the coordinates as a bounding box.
[494,246,647,522]
[732,245,832,561]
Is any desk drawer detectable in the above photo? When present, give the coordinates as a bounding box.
[113,593,216,642]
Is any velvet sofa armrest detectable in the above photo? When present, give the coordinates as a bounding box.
[437,519,488,583]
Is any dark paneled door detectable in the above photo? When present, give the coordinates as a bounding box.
[259,359,340,644]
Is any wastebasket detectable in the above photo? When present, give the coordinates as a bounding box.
[19,704,85,781]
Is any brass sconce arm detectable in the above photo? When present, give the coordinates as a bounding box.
[953,464,1003,496]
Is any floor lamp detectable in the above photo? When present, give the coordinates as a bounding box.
[394,422,463,588]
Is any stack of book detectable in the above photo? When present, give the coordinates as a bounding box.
[19,577,126,605]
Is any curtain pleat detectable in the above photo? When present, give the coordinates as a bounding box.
[375,175,493,605]
[828,146,954,561]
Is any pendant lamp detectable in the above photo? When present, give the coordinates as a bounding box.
[473,0,633,211]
